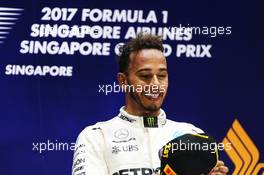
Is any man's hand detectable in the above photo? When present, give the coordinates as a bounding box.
[208,160,229,175]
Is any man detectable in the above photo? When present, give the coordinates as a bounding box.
[72,33,229,175]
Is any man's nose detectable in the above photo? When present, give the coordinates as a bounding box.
[150,75,160,85]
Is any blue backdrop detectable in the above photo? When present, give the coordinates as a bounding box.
[0,0,263,174]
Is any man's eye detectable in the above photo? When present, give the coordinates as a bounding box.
[140,75,152,79]
[158,74,167,78]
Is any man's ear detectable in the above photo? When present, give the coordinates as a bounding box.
[117,72,127,86]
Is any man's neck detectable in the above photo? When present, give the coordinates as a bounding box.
[124,105,160,117]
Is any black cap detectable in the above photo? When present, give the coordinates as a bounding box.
[160,133,218,175]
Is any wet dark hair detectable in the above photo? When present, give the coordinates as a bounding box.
[118,33,164,74]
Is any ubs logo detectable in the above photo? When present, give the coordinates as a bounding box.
[112,145,139,154]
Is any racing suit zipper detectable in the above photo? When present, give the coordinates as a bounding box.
[145,128,155,175]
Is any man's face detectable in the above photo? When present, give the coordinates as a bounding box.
[126,49,168,112]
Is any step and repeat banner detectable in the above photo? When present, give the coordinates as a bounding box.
[0,0,263,175]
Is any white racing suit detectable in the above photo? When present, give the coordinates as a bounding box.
[72,107,204,175]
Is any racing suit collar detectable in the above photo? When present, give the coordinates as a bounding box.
[118,106,167,128]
